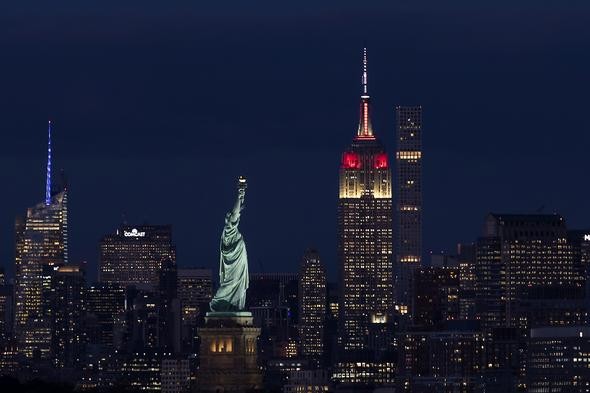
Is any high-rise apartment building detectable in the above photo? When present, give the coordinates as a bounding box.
[99,225,176,289]
[394,106,422,314]
[338,49,393,352]
[14,121,69,357]
[298,249,327,361]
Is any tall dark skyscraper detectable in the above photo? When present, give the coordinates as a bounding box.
[47,265,86,369]
[99,225,176,289]
[338,49,393,352]
[14,122,69,358]
[394,106,422,315]
[86,282,126,350]
[298,249,327,361]
[177,267,212,352]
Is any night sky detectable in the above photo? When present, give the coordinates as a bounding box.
[1,1,589,281]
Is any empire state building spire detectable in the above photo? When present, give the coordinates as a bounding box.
[357,48,374,139]
[45,120,52,205]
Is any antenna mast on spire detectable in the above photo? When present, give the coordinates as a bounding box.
[45,120,52,205]
[362,47,368,96]
[356,48,374,139]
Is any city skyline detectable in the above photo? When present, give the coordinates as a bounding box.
[1,2,590,282]
[2,2,590,392]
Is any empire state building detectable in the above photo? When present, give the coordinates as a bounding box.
[338,49,393,352]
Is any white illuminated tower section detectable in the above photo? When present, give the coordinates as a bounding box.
[338,49,393,352]
[395,106,422,315]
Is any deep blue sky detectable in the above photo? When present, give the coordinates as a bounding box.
[1,1,589,281]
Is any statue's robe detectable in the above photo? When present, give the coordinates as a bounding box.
[210,211,249,312]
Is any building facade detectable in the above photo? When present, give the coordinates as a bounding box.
[177,267,212,352]
[527,327,590,393]
[394,106,422,315]
[475,214,583,330]
[47,265,86,369]
[298,249,327,361]
[99,224,176,289]
[86,282,126,350]
[177,268,212,327]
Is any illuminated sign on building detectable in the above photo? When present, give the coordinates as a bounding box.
[124,228,146,238]
[584,234,590,241]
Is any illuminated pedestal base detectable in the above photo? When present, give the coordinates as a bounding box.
[197,312,262,392]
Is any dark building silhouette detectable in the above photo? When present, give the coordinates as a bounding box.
[158,259,181,354]
[298,249,327,363]
[395,106,423,317]
[413,267,459,330]
[397,325,483,392]
[177,267,212,353]
[47,265,86,370]
[247,273,298,362]
[527,327,590,393]
[86,282,126,350]
[0,268,13,345]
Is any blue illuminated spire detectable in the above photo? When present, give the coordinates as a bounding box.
[45,120,52,205]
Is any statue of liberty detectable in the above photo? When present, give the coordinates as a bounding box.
[210,177,249,313]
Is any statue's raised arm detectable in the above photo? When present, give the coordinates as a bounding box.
[210,177,250,313]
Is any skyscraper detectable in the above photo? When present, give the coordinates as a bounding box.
[338,49,393,352]
[394,106,422,315]
[475,213,583,330]
[247,273,298,363]
[298,249,327,361]
[86,282,126,349]
[177,268,212,327]
[47,264,86,369]
[158,258,181,353]
[14,121,69,357]
[99,225,176,289]
[177,267,212,352]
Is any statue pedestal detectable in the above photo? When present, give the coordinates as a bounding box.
[197,312,262,392]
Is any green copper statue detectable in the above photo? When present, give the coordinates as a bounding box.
[210,177,249,312]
